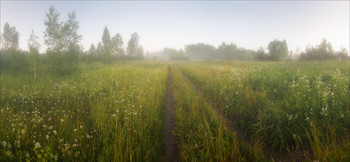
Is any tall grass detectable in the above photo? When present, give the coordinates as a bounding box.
[0,63,168,161]
[179,61,350,159]
[171,66,266,161]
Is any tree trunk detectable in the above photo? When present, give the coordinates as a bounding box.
[34,62,37,81]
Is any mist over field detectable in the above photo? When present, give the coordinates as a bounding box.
[1,1,349,161]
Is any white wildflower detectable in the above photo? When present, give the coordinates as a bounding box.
[34,142,41,149]
[2,141,7,147]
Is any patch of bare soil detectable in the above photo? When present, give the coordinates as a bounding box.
[163,68,178,162]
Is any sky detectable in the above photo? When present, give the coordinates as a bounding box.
[1,1,349,53]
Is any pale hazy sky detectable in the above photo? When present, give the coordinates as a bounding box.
[1,1,349,53]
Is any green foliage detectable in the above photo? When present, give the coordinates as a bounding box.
[254,47,270,61]
[102,26,111,64]
[300,39,348,61]
[217,42,255,60]
[127,33,144,59]
[185,43,216,60]
[111,33,124,60]
[1,23,19,50]
[43,6,82,75]
[162,48,188,61]
[268,39,288,61]
[27,30,41,80]
[0,49,29,75]
[170,50,188,61]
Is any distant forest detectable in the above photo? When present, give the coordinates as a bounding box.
[1,6,349,75]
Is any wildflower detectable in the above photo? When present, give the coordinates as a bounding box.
[74,129,77,132]
[34,142,41,149]
[305,117,309,121]
[6,151,12,156]
[25,152,30,158]
[46,135,49,140]
[86,134,91,139]
[22,129,26,134]
[2,141,7,147]
[80,125,83,128]
[61,119,64,122]
[54,155,58,160]
[49,126,53,129]
[53,130,57,134]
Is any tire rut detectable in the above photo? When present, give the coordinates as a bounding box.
[179,69,307,162]
[163,68,178,162]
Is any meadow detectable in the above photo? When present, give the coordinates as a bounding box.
[1,61,349,161]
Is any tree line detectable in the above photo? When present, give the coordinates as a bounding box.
[1,6,144,76]
[154,39,348,61]
[1,5,349,77]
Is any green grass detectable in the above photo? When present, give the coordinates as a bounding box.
[171,66,266,161]
[1,61,349,161]
[179,60,350,160]
[0,63,168,161]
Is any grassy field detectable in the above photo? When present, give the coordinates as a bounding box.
[1,61,349,161]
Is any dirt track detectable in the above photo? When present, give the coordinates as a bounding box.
[163,68,178,162]
[179,70,307,162]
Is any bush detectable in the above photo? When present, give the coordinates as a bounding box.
[0,49,29,75]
